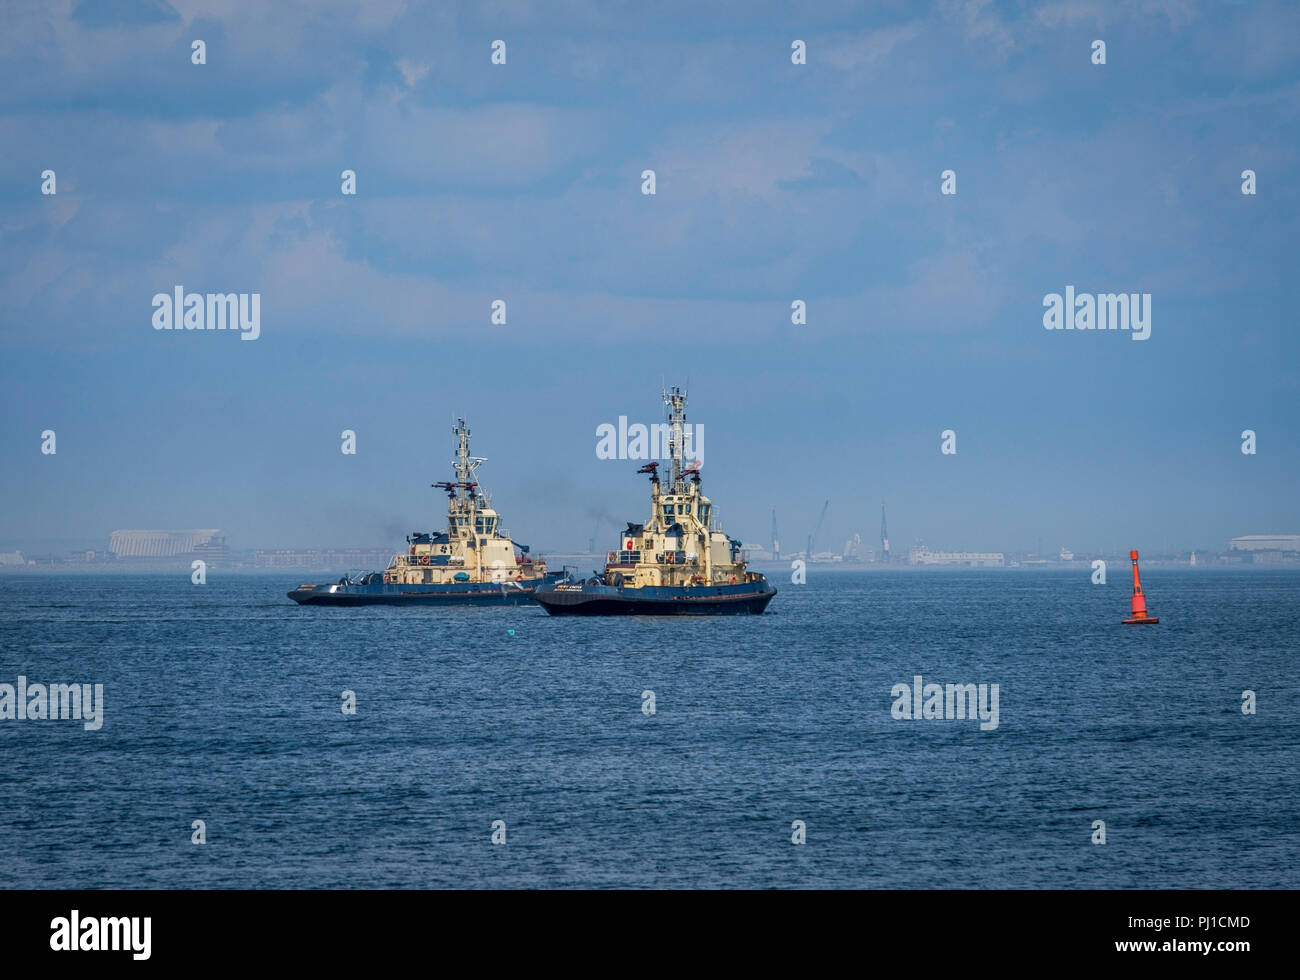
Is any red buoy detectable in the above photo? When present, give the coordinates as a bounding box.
[1122,549,1158,625]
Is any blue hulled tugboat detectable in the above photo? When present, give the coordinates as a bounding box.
[531,387,776,616]
[288,420,562,606]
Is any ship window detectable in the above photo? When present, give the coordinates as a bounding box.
[664,504,674,515]
[684,504,692,514]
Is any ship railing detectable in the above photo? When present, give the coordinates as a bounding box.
[401,554,454,567]
[609,550,641,566]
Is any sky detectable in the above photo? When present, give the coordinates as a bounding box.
[1,0,1297,557]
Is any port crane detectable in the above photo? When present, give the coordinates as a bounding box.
[771,507,780,560]
[806,500,829,559]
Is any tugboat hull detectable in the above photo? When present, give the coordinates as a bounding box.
[531,581,776,616]
[288,575,562,606]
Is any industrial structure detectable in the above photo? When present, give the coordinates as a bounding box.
[806,500,829,559]
[880,500,890,563]
[1228,534,1300,552]
[109,529,227,559]
[908,545,1004,568]
[256,548,393,570]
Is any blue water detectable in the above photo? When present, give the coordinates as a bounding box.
[1,570,1296,888]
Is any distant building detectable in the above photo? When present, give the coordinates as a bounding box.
[0,551,24,566]
[254,548,393,570]
[1247,549,1299,565]
[1228,534,1300,552]
[109,530,226,558]
[909,545,1004,568]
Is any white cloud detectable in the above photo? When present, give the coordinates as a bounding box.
[943,0,1015,61]
[395,58,428,88]
[1033,2,1105,28]
[823,22,925,72]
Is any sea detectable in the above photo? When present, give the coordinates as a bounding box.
[1,569,1296,889]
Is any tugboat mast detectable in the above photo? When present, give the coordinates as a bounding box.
[452,418,485,502]
[664,385,689,492]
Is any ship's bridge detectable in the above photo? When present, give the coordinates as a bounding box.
[473,509,500,539]
[654,492,711,531]
[447,507,500,538]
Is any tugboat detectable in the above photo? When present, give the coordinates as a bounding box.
[288,420,562,606]
[531,387,776,616]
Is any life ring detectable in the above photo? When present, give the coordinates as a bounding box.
[420,555,430,566]
[729,576,737,585]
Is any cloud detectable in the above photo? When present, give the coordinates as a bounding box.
[395,58,429,88]
[823,21,925,72]
[1033,2,1105,28]
[71,0,180,29]
[943,0,1015,61]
